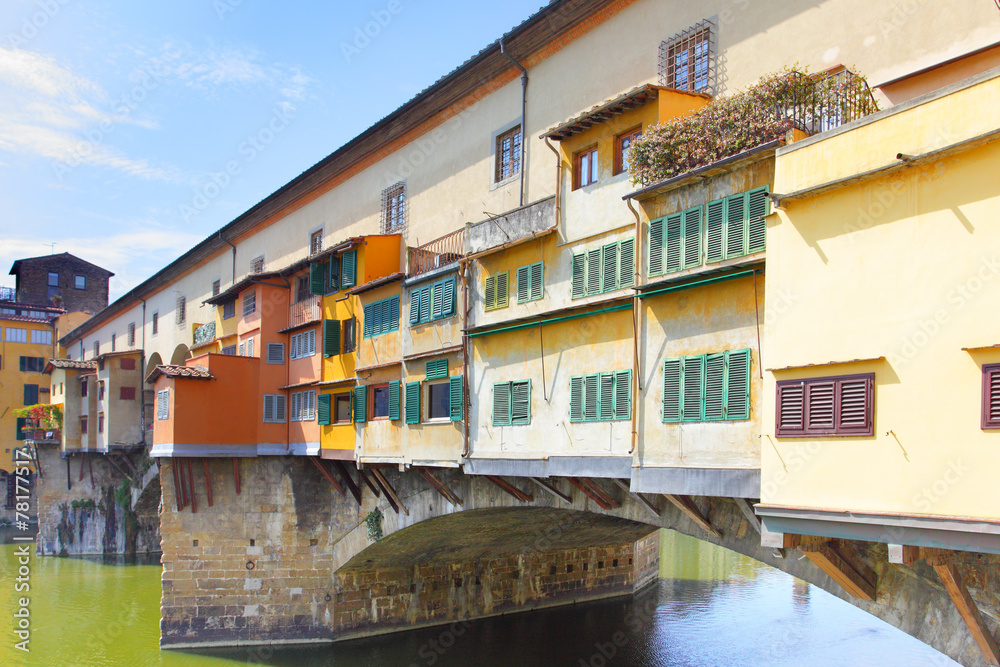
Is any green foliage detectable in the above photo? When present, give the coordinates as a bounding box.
[114,479,131,509]
[14,404,63,430]
[70,499,96,511]
[628,68,878,185]
[364,508,384,543]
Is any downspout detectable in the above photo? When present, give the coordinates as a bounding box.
[219,232,237,286]
[139,296,147,444]
[544,137,562,235]
[461,258,471,457]
[626,198,643,455]
[500,38,528,207]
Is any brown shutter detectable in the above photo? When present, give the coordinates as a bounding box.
[982,364,1000,429]
[837,375,874,435]
[775,382,804,436]
[776,373,874,438]
[805,381,835,432]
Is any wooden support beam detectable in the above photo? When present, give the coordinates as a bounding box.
[612,479,659,518]
[105,455,134,484]
[358,468,381,498]
[309,456,345,496]
[888,544,919,566]
[370,468,408,515]
[565,477,611,510]
[530,477,572,503]
[416,467,463,506]
[78,454,85,481]
[233,458,241,495]
[734,498,761,533]
[88,455,95,488]
[334,461,363,506]
[799,540,876,601]
[581,478,620,509]
[934,562,1000,666]
[186,459,197,514]
[202,458,213,507]
[485,475,534,503]
[171,459,184,511]
[662,494,722,538]
[120,453,142,479]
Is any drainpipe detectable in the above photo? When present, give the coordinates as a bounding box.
[219,232,237,286]
[626,198,643,455]
[139,295,147,443]
[544,137,562,235]
[461,258,471,457]
[500,38,528,207]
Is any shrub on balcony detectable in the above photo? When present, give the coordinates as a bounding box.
[14,404,62,431]
[628,67,878,185]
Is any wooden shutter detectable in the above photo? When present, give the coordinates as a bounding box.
[441,278,455,316]
[420,286,431,321]
[601,243,618,293]
[586,249,602,295]
[323,319,340,357]
[725,349,751,420]
[726,192,747,259]
[388,381,400,420]
[682,356,704,421]
[983,364,1000,429]
[484,275,496,310]
[405,382,420,424]
[263,394,275,423]
[775,382,804,436]
[599,373,615,421]
[777,373,874,437]
[328,256,341,291]
[511,380,531,424]
[426,359,448,380]
[703,353,725,420]
[410,290,421,324]
[493,382,511,426]
[706,198,725,263]
[390,296,400,332]
[495,273,508,309]
[449,375,464,421]
[837,375,873,435]
[569,375,584,422]
[354,386,367,423]
[310,262,326,295]
[805,380,836,431]
[432,281,445,318]
[317,394,331,425]
[572,254,586,298]
[683,206,703,269]
[614,369,632,421]
[664,213,683,273]
[341,250,357,288]
[662,359,681,422]
[291,392,301,421]
[529,262,544,300]
[648,218,664,276]
[363,304,374,338]
[618,239,634,288]
[747,186,769,254]
[584,374,599,422]
[516,265,530,303]
[274,395,286,422]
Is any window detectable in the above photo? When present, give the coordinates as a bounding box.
[267,343,285,364]
[176,296,186,325]
[242,290,256,317]
[495,125,522,183]
[222,300,236,320]
[47,272,59,287]
[334,394,352,424]
[246,336,255,358]
[663,349,752,423]
[615,127,642,175]
[81,380,88,397]
[659,19,716,94]
[15,417,26,441]
[340,250,357,289]
[323,319,341,357]
[291,390,316,422]
[381,182,407,233]
[574,146,599,189]
[426,382,451,421]
[111,333,116,352]
[98,383,105,401]
[120,358,136,371]
[75,275,86,290]
[263,394,287,423]
[516,262,544,303]
[983,364,1000,429]
[426,358,448,380]
[31,330,52,345]
[343,317,357,353]
[120,387,136,401]
[93,341,99,357]
[127,322,135,346]
[296,276,310,303]
[80,417,88,435]
[251,255,265,274]
[310,229,324,256]
[5,328,27,343]
[367,382,400,421]
[775,373,874,437]
[98,413,105,433]
[151,311,158,336]
[222,345,236,356]
[569,370,632,422]
[289,329,317,359]
[493,380,530,426]
[23,384,38,405]
[571,238,635,298]
[327,256,341,293]
[484,272,509,311]
[410,277,457,325]
[363,296,400,338]
[211,279,221,297]
[157,390,169,420]
[705,187,769,264]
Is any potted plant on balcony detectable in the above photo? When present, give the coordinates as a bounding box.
[14,404,63,439]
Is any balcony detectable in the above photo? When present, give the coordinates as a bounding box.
[408,228,465,277]
[288,294,322,329]
[193,321,216,347]
[0,286,14,302]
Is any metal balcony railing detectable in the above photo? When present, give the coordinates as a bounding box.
[289,294,322,329]
[408,228,465,277]
[193,321,216,346]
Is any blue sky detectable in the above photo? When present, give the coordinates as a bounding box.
[0,0,545,300]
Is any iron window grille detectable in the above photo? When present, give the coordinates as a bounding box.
[659,19,716,95]
[251,255,265,274]
[310,229,324,256]
[381,182,407,233]
[495,125,522,183]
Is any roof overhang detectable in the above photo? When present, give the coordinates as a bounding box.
[542,84,670,140]
[346,272,405,296]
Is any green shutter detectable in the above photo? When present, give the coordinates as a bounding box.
[495,272,508,308]
[530,262,544,300]
[16,417,26,441]
[683,206,703,269]
[432,281,445,318]
[602,243,618,293]
[682,356,705,422]
[614,369,632,421]
[310,262,326,295]
[420,286,431,321]
[341,250,357,288]
[619,239,634,289]
[485,275,496,310]
[405,382,421,424]
[726,192,748,259]
[726,349,751,420]
[441,278,455,316]
[599,372,615,421]
[387,296,400,332]
[24,385,38,405]
[354,386,367,423]
[323,319,340,357]
[363,304,374,338]
[649,218,664,276]
[572,254,586,298]
[493,382,511,426]
[409,290,421,324]
[328,256,341,292]
[747,187,769,254]
[388,381,400,421]
[516,265,530,303]
[704,353,726,420]
[586,248,601,295]
[449,375,464,421]
[706,198,725,263]
[584,374,599,422]
[663,359,681,422]
[569,376,584,422]
[511,380,531,425]
[317,394,331,425]
[664,213,683,273]
[426,359,448,380]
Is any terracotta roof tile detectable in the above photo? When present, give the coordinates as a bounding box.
[147,364,215,382]
[46,359,98,371]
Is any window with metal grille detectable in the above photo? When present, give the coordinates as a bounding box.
[775,373,874,437]
[111,333,116,351]
[516,262,544,303]
[266,343,285,364]
[242,290,256,317]
[362,296,400,338]
[495,125,521,183]
[175,295,186,325]
[571,239,635,299]
[381,182,407,233]
[982,364,1000,429]
[574,146,599,189]
[93,340,99,357]
[212,279,221,297]
[492,380,530,426]
[663,350,751,423]
[156,390,169,420]
[262,394,287,423]
[251,255,265,274]
[659,19,716,94]
[409,277,457,325]
[569,370,632,422]
[615,127,642,175]
[151,311,158,336]
[484,272,509,311]
[127,322,135,346]
[310,229,324,256]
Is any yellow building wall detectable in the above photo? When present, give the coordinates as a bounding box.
[763,128,1000,520]
[356,365,403,464]
[400,349,464,466]
[1,320,56,460]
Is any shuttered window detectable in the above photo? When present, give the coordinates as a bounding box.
[263,394,287,423]
[328,256,341,293]
[341,250,357,288]
[405,382,421,424]
[492,380,530,426]
[484,272,509,311]
[310,261,326,295]
[426,358,448,380]
[410,277,456,325]
[289,330,316,359]
[706,187,770,264]
[571,238,635,299]
[569,370,632,422]
[516,262,544,303]
[983,364,1000,429]
[323,319,341,357]
[449,375,464,422]
[354,386,367,423]
[23,384,38,405]
[157,390,169,420]
[663,349,752,423]
[266,343,285,364]
[649,206,703,277]
[317,394,331,425]
[775,373,874,437]
[242,290,256,317]
[291,390,316,422]
[363,296,400,338]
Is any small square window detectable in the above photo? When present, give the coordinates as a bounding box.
[495,125,522,183]
[47,272,59,287]
[334,394,352,424]
[75,275,86,289]
[211,279,221,297]
[310,229,324,256]
[615,127,642,176]
[370,385,390,420]
[251,256,265,274]
[574,146,599,189]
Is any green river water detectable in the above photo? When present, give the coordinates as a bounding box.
[1,529,957,666]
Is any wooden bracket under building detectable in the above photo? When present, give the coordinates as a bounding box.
[662,494,722,538]
[334,461,363,506]
[485,475,534,503]
[933,561,1000,666]
[565,477,619,510]
[370,467,409,515]
[358,468,381,498]
[233,458,241,495]
[798,538,876,602]
[735,498,784,558]
[416,467,463,506]
[612,479,659,517]
[308,456,345,496]
[530,477,572,503]
[202,458,213,507]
